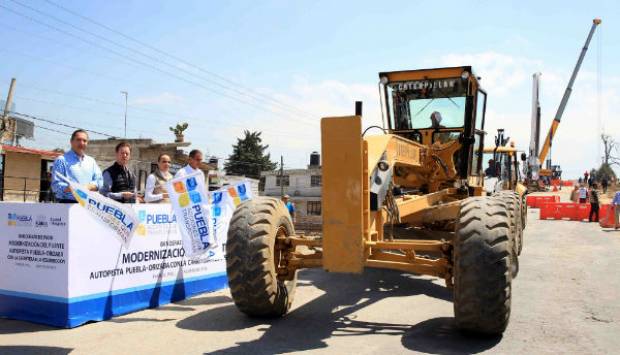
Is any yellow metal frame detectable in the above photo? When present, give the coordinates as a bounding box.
[277,67,494,285]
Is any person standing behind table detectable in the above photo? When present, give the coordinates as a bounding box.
[175,149,206,183]
[51,129,103,203]
[100,142,137,203]
[613,190,620,230]
[578,185,588,204]
[588,183,600,223]
[584,171,589,185]
[145,154,173,203]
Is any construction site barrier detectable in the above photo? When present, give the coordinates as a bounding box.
[526,195,560,208]
[539,202,615,223]
[599,204,617,228]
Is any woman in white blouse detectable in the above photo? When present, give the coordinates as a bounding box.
[145,154,173,203]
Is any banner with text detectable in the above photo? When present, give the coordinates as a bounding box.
[209,181,253,254]
[167,171,212,257]
[58,173,138,247]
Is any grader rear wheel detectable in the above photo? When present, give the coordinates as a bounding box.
[226,197,297,317]
[453,196,512,335]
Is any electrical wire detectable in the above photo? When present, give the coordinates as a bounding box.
[42,0,314,118]
[4,0,317,126]
[9,110,114,137]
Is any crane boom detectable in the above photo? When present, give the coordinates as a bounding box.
[538,18,601,165]
[529,73,541,179]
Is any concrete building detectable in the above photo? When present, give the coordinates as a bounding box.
[0,145,60,202]
[87,138,216,192]
[261,152,322,231]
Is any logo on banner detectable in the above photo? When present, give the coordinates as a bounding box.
[7,213,32,227]
[57,173,138,246]
[167,172,213,257]
[227,182,252,207]
[35,215,48,228]
[49,216,66,227]
[136,209,177,236]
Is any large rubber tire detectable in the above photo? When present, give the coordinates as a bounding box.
[521,194,528,229]
[226,197,297,317]
[454,196,512,335]
[494,191,524,257]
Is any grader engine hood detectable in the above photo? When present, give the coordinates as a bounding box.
[321,115,460,273]
[365,133,461,205]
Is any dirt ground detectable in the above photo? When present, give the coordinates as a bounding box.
[1,206,619,354]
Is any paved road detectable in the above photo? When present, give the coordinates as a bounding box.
[1,208,620,354]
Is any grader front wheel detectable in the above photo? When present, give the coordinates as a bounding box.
[226,197,297,317]
[453,197,512,335]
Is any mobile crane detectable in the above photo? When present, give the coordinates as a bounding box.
[527,18,601,186]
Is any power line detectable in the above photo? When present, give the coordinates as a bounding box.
[9,110,313,169]
[42,0,314,119]
[5,0,317,126]
[6,82,317,139]
[33,124,70,135]
[9,110,114,137]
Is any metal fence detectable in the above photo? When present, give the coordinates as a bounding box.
[0,175,54,203]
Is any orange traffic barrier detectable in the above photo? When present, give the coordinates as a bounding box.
[599,204,616,228]
[540,202,578,220]
[527,195,561,208]
[575,203,591,221]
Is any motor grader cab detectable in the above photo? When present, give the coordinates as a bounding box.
[226,66,526,335]
[483,129,528,195]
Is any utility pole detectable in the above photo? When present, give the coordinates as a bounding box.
[121,91,128,138]
[280,155,284,197]
[2,78,17,142]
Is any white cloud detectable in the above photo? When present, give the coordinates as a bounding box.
[436,50,620,178]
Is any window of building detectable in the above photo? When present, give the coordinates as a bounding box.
[276,175,290,186]
[311,175,322,187]
[259,176,266,192]
[307,201,321,216]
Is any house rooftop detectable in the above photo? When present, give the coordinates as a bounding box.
[0,144,62,159]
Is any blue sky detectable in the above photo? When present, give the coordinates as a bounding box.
[0,0,618,177]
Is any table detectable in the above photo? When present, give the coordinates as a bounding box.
[0,202,227,328]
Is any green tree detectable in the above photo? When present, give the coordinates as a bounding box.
[224,130,277,179]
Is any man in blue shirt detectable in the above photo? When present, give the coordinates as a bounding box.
[281,194,296,223]
[613,190,620,230]
[51,129,103,203]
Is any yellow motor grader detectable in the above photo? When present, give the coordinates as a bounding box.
[226,66,526,335]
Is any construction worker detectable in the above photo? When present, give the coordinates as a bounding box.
[613,190,620,230]
[281,194,296,223]
[485,159,498,177]
[588,183,600,223]
[602,178,609,193]
[570,185,580,203]
[578,185,588,204]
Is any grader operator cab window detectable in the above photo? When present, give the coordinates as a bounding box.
[387,77,468,131]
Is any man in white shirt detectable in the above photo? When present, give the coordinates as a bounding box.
[175,149,205,183]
